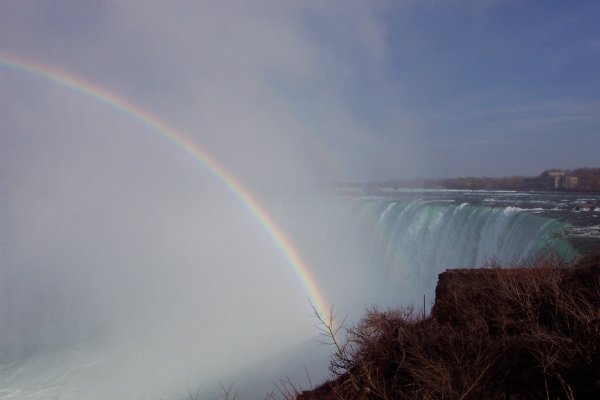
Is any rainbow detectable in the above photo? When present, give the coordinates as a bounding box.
[0,51,329,319]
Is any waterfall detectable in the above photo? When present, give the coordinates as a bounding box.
[352,198,573,303]
[278,194,577,309]
[359,199,574,270]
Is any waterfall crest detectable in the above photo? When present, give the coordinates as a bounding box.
[282,195,576,309]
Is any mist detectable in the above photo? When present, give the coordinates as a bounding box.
[0,1,412,398]
[1,94,316,397]
[0,96,388,397]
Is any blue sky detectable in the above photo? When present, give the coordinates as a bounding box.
[1,0,599,184]
[377,1,600,178]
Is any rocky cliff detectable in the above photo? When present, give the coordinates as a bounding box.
[298,254,600,399]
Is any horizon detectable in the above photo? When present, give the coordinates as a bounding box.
[337,165,599,184]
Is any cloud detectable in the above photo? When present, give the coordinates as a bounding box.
[0,1,420,397]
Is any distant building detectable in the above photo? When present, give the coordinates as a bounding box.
[523,170,578,190]
[563,176,578,188]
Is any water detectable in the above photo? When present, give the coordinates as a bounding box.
[269,189,589,313]
[1,189,598,398]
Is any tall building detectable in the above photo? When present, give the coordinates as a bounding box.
[523,170,578,190]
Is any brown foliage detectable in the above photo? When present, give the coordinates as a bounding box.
[298,254,600,400]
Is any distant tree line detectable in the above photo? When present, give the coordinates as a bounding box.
[354,167,600,192]
[420,176,527,190]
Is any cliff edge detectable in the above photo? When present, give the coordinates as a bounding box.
[298,254,600,400]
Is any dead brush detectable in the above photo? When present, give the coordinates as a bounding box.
[299,253,600,400]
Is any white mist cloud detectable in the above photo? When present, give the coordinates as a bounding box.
[1,1,419,398]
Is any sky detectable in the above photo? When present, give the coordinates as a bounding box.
[1,0,598,185]
[1,1,599,397]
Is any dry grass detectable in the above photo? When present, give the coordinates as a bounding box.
[298,253,600,400]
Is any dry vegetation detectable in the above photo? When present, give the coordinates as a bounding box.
[295,254,600,400]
